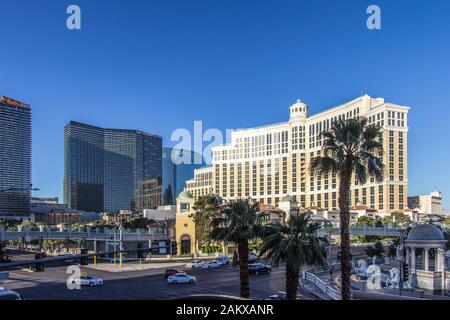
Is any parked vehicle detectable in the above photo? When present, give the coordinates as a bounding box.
[163,269,185,278]
[167,273,197,284]
[249,263,272,274]
[202,260,221,269]
[72,276,103,287]
[0,287,25,300]
[185,260,205,268]
[217,256,230,265]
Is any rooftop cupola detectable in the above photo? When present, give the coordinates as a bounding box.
[289,99,308,121]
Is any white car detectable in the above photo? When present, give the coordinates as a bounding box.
[167,273,197,284]
[202,260,221,269]
[0,287,24,300]
[185,260,205,268]
[72,276,103,287]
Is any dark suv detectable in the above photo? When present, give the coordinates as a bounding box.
[248,263,272,274]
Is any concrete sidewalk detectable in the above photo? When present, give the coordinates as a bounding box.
[86,261,186,273]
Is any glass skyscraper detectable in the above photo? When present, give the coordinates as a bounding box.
[0,96,32,219]
[64,121,162,213]
[162,147,204,205]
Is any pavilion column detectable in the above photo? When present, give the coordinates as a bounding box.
[424,248,429,271]
[435,248,441,272]
[406,247,410,265]
[411,247,416,271]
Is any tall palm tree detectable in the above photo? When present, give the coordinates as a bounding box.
[210,199,262,298]
[260,211,328,300]
[310,117,384,300]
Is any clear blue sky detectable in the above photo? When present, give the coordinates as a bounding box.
[0,0,449,208]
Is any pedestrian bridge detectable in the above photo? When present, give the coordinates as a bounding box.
[318,225,405,238]
[0,226,169,242]
[0,225,404,242]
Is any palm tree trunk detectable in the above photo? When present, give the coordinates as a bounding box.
[339,169,352,300]
[285,263,299,300]
[237,239,250,298]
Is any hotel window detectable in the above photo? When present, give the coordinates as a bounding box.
[332,192,337,210]
[274,160,280,194]
[362,188,367,205]
[237,163,242,197]
[215,164,220,193]
[222,164,227,196]
[282,157,288,194]
[389,185,395,210]
[370,187,375,207]
[399,185,404,209]
[230,165,235,197]
[379,185,384,210]
[292,154,297,192]
[245,162,250,197]
[259,161,264,195]
[252,161,257,196]
[317,194,322,208]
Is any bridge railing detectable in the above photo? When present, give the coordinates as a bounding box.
[0,225,169,241]
[317,225,403,237]
[303,263,342,300]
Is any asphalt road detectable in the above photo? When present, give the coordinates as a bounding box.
[1,245,371,300]
[2,260,316,300]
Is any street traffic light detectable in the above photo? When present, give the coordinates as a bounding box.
[403,262,409,282]
[171,241,177,256]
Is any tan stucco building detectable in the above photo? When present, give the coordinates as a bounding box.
[174,191,196,254]
[185,95,409,217]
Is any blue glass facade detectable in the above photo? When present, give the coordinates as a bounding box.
[0,96,32,218]
[162,147,203,205]
[64,121,162,213]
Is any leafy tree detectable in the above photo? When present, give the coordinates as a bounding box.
[310,117,384,300]
[122,217,155,229]
[190,194,222,250]
[357,216,375,227]
[210,199,262,298]
[260,212,328,300]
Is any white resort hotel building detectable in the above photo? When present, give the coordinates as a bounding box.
[184,95,410,216]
